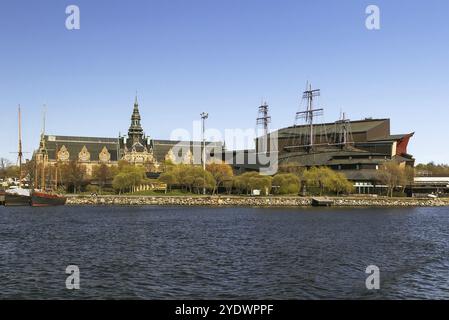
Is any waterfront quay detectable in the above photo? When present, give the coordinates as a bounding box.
[65,195,449,207]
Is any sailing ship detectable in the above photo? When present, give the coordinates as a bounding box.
[4,105,32,206]
[31,106,67,207]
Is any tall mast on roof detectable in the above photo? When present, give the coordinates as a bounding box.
[256,101,271,153]
[295,83,324,149]
[335,111,353,148]
[39,105,48,190]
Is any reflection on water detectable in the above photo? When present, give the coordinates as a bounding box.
[0,206,448,299]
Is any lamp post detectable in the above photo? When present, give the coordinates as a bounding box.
[200,112,209,195]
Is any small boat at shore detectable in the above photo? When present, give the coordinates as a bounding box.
[311,197,334,207]
[4,187,32,206]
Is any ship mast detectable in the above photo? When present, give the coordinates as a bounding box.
[334,111,353,148]
[39,105,47,191]
[295,84,324,150]
[17,105,23,188]
[54,144,58,191]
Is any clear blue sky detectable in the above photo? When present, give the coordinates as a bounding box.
[0,0,448,164]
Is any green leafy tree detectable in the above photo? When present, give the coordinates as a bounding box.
[232,175,246,194]
[206,162,234,194]
[113,173,131,194]
[303,167,353,196]
[329,172,354,195]
[159,171,177,191]
[158,164,216,194]
[110,162,146,194]
[272,173,301,195]
[248,175,272,195]
[231,172,272,195]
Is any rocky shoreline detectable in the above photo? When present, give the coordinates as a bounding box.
[66,195,449,207]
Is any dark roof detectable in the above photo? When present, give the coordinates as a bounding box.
[41,135,225,163]
[44,135,120,162]
[275,118,389,138]
[369,133,412,142]
[154,140,222,146]
[46,135,118,143]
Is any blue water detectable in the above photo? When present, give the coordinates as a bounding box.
[0,206,448,299]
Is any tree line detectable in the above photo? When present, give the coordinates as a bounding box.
[1,156,419,197]
[159,162,354,196]
[415,162,449,177]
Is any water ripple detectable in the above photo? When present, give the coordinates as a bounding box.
[0,206,448,299]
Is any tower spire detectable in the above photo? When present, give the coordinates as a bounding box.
[128,96,144,145]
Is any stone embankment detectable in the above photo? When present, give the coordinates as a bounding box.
[66,195,449,207]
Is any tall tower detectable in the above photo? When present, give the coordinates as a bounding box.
[128,95,144,145]
[121,96,158,167]
[256,102,271,138]
[256,102,271,153]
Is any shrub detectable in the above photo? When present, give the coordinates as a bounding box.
[232,172,272,195]
[272,173,300,195]
[158,164,216,194]
[303,167,353,196]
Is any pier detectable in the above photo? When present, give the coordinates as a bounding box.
[311,197,334,207]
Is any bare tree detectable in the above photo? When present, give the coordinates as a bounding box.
[379,162,412,197]
[0,158,17,180]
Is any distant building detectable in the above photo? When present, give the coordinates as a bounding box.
[412,177,449,197]
[35,97,222,175]
[232,86,416,194]
[274,118,414,193]
[34,87,418,196]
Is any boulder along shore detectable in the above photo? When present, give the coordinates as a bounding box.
[66,195,449,207]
